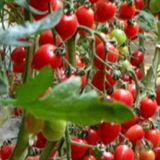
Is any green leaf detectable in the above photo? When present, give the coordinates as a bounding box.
[138,21,152,31]
[0,8,62,46]
[0,1,4,10]
[0,105,9,127]
[16,66,53,104]
[14,78,134,125]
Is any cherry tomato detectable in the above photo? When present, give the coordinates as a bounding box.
[111,88,134,107]
[119,19,128,31]
[100,122,121,145]
[39,30,61,46]
[96,151,113,160]
[34,132,47,148]
[94,42,119,69]
[83,155,96,160]
[76,54,85,68]
[31,44,62,70]
[134,0,144,11]
[139,150,155,160]
[14,107,23,116]
[12,60,25,73]
[91,69,117,91]
[127,83,136,99]
[114,145,134,160]
[149,0,160,14]
[156,85,160,105]
[89,0,99,4]
[126,124,144,143]
[71,136,88,160]
[76,6,94,34]
[51,0,63,11]
[94,32,109,47]
[11,47,26,63]
[121,73,132,82]
[86,128,100,145]
[0,143,15,160]
[94,0,116,23]
[130,51,144,66]
[55,14,78,41]
[119,1,136,20]
[125,22,139,39]
[145,129,160,148]
[140,97,157,119]
[25,155,39,160]
[153,147,160,160]
[134,67,143,80]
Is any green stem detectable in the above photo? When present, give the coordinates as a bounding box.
[65,124,71,160]
[39,141,57,160]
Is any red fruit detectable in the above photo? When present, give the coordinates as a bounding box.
[76,6,94,34]
[31,44,62,70]
[126,124,144,143]
[34,132,47,148]
[94,32,109,47]
[11,47,26,63]
[127,83,136,99]
[119,1,136,20]
[134,67,143,80]
[153,147,160,160]
[39,30,61,46]
[119,19,128,31]
[71,136,88,160]
[94,42,119,69]
[156,85,160,105]
[0,143,15,160]
[114,145,134,160]
[14,107,23,116]
[76,55,85,68]
[111,88,134,107]
[12,60,25,73]
[94,0,116,23]
[134,0,144,10]
[55,14,78,41]
[83,155,96,160]
[100,122,121,145]
[121,73,132,82]
[96,151,113,160]
[145,129,160,148]
[89,0,99,4]
[130,51,144,66]
[140,97,157,119]
[25,155,39,160]
[139,150,155,160]
[125,22,139,39]
[86,128,100,145]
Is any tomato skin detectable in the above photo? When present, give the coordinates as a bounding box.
[114,145,134,160]
[11,47,26,63]
[121,73,132,82]
[111,88,134,107]
[25,155,39,160]
[140,97,157,119]
[0,144,15,160]
[94,32,109,47]
[39,30,60,46]
[31,44,62,70]
[12,60,25,73]
[86,128,100,145]
[130,51,144,66]
[91,70,117,91]
[156,85,160,105]
[153,147,160,160]
[76,55,85,68]
[55,14,78,41]
[126,124,144,143]
[119,1,136,20]
[83,155,96,160]
[34,132,47,148]
[94,43,119,69]
[125,22,139,39]
[145,129,160,148]
[134,0,144,10]
[71,136,88,160]
[14,107,23,116]
[100,122,121,145]
[96,151,113,160]
[139,150,155,160]
[76,6,94,34]
[89,0,99,4]
[94,0,116,23]
[134,67,143,80]
[127,83,136,99]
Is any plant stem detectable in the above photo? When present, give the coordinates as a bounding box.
[65,124,71,160]
[39,141,57,160]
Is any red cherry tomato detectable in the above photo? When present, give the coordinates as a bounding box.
[140,97,157,119]
[145,129,160,148]
[31,44,62,70]
[94,42,119,69]
[71,136,88,160]
[34,132,47,148]
[86,128,100,145]
[39,30,61,46]
[114,145,134,160]
[127,83,136,99]
[0,143,15,160]
[76,6,94,34]
[83,155,96,160]
[11,47,26,63]
[126,124,144,143]
[100,122,121,145]
[51,0,63,11]
[94,0,116,23]
[134,0,144,11]
[12,60,25,73]
[76,55,85,68]
[25,155,39,160]
[94,32,109,47]
[96,151,113,160]
[139,150,155,160]
[119,1,136,20]
[121,73,132,82]
[125,22,139,39]
[91,69,117,91]
[14,107,23,116]
[130,51,144,66]
[89,0,99,4]
[111,88,134,107]
[55,14,78,41]
[119,19,128,31]
[153,147,160,160]
[156,85,160,105]
[134,67,143,80]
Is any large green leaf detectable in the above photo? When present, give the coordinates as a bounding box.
[16,66,53,104]
[0,8,62,46]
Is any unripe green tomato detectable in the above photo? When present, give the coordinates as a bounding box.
[120,60,131,73]
[42,120,66,141]
[155,0,160,8]
[149,0,160,14]
[110,29,127,47]
[119,46,129,57]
